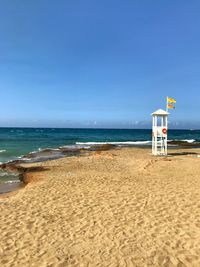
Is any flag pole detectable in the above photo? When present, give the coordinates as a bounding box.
[166,96,168,112]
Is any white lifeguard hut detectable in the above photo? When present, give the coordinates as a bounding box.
[151,109,169,155]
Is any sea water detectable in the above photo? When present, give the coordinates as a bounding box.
[0,128,199,163]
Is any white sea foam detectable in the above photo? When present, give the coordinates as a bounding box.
[76,141,151,146]
[0,150,6,153]
[0,171,18,177]
[2,180,21,184]
[29,149,40,155]
[20,158,32,161]
[181,139,195,143]
[46,148,60,151]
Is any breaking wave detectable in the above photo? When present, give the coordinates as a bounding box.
[76,141,151,146]
[181,139,195,143]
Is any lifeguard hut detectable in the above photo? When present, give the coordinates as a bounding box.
[151,109,169,155]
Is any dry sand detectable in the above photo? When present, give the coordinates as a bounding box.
[1,147,200,267]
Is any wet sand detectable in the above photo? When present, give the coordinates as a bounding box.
[0,182,24,195]
[1,147,200,266]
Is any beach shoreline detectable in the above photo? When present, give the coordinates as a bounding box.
[1,146,200,266]
[1,140,200,196]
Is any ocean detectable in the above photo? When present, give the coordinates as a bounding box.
[0,127,199,192]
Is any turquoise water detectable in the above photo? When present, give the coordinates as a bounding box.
[0,128,199,164]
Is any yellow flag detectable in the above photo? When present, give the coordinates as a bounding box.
[167,97,176,104]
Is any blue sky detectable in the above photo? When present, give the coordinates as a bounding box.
[0,0,200,128]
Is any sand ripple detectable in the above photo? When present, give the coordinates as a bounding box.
[1,148,200,266]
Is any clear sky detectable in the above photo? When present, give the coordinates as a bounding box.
[0,0,200,129]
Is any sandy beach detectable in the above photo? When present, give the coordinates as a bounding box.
[1,147,200,266]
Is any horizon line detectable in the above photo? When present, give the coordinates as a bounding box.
[0,126,199,131]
